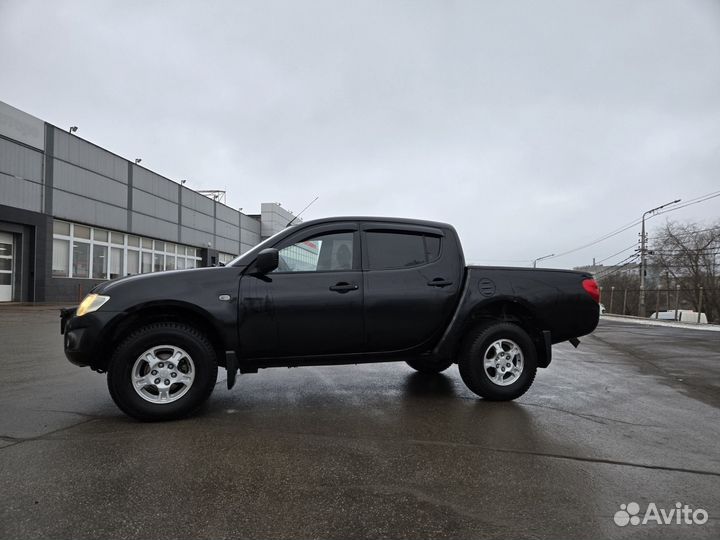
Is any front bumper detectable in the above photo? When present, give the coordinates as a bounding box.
[60,308,118,369]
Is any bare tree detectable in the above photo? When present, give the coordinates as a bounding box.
[650,220,720,323]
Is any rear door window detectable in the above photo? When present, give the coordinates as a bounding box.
[366,231,441,270]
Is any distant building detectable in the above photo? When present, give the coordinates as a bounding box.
[573,263,637,277]
[0,100,299,302]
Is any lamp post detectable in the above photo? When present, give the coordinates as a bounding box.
[532,253,555,268]
[638,199,680,317]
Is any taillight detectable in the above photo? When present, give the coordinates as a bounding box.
[582,278,600,303]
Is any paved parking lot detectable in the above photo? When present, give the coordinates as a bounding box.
[0,306,718,539]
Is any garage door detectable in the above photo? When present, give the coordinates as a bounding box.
[0,232,13,302]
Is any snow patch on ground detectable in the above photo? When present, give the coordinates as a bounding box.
[601,314,720,332]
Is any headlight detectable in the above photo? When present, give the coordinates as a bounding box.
[76,294,110,316]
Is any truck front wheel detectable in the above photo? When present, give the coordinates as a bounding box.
[458,322,537,400]
[107,322,218,421]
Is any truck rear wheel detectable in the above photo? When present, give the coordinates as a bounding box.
[107,322,218,421]
[458,322,537,401]
[405,358,453,374]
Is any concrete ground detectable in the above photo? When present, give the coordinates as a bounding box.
[0,306,718,540]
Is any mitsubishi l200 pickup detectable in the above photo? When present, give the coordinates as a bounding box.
[61,216,600,420]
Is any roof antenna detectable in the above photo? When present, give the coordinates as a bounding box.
[286,196,319,227]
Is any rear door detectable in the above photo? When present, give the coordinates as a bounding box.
[361,223,462,353]
[238,223,364,358]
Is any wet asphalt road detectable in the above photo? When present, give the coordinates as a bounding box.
[0,306,718,540]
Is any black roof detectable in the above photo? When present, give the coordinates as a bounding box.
[294,216,452,229]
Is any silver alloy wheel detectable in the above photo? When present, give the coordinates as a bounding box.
[483,338,524,386]
[131,345,195,404]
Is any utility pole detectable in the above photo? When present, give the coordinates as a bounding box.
[532,253,555,268]
[638,199,681,317]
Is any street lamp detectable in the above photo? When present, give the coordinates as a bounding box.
[532,253,555,268]
[638,199,681,317]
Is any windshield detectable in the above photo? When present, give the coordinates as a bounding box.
[227,225,298,267]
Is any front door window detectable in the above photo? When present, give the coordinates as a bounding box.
[274,232,355,273]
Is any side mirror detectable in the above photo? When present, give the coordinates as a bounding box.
[254,248,279,274]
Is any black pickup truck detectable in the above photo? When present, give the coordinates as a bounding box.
[61,216,600,421]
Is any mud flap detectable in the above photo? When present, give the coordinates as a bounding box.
[225,352,239,390]
[538,330,552,368]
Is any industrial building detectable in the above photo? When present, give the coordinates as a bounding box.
[0,100,296,303]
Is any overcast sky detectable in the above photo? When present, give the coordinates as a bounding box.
[1,0,719,267]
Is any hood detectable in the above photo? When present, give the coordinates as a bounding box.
[92,266,246,311]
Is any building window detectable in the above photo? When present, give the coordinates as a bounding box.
[153,253,164,272]
[52,220,202,279]
[74,225,91,239]
[142,252,152,274]
[92,244,108,279]
[219,252,236,266]
[72,242,90,278]
[127,249,140,275]
[53,221,71,236]
[110,247,124,279]
[52,238,70,277]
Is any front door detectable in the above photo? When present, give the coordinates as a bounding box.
[0,232,14,302]
[238,224,364,358]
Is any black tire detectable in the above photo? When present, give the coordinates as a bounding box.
[458,322,537,401]
[107,322,218,421]
[405,357,454,374]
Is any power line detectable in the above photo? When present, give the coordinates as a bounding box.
[547,189,720,262]
[655,190,720,217]
[594,243,637,265]
[546,218,643,260]
[649,226,720,240]
[594,253,641,279]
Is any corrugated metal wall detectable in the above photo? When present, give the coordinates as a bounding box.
[0,137,43,212]
[0,100,273,257]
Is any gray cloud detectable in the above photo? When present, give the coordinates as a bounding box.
[1,0,719,266]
